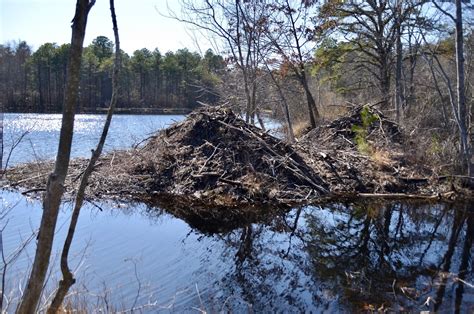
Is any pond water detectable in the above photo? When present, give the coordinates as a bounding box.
[1,114,473,312]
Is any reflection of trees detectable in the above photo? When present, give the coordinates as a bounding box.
[434,203,473,313]
[215,208,326,312]
[433,206,466,311]
[454,212,473,313]
[302,202,474,312]
[141,199,473,312]
[206,208,346,312]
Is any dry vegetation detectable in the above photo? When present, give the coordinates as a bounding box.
[5,106,472,208]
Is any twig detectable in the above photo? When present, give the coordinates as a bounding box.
[3,130,30,175]
[73,162,103,183]
[85,198,104,212]
[195,283,204,312]
[198,143,220,174]
[9,173,49,187]
[127,258,141,312]
[21,188,46,195]
[354,192,455,200]
[454,278,474,288]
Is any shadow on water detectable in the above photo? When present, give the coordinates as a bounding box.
[147,198,474,312]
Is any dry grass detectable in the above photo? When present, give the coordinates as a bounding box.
[292,120,311,138]
[320,104,351,121]
[371,149,395,171]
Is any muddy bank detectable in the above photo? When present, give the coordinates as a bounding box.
[4,105,472,206]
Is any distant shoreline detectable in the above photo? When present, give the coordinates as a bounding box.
[2,107,194,115]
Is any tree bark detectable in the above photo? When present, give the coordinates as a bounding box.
[234,0,254,124]
[394,0,403,123]
[0,109,3,173]
[269,71,295,142]
[287,0,319,128]
[47,1,120,311]
[16,1,95,313]
[379,52,392,109]
[300,71,318,128]
[37,64,44,112]
[454,0,471,177]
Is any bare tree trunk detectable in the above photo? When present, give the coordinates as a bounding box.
[380,56,392,109]
[454,0,471,177]
[16,1,95,312]
[250,77,257,125]
[301,73,318,128]
[394,0,403,123]
[424,53,450,128]
[261,56,295,142]
[234,0,254,124]
[284,0,319,128]
[272,76,295,142]
[47,1,120,311]
[0,107,3,173]
[255,107,265,131]
[37,64,44,112]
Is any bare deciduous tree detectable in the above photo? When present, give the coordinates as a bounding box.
[16,1,96,312]
[431,0,472,177]
[267,0,322,128]
[174,0,269,124]
[47,0,121,312]
[321,0,426,114]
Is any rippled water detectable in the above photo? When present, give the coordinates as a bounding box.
[2,113,185,167]
[1,114,473,312]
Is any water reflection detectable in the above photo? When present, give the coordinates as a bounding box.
[3,187,473,311]
[151,200,474,312]
[302,202,473,312]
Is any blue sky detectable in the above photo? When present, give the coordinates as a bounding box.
[0,0,209,54]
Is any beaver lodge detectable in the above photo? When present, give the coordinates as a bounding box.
[5,105,473,211]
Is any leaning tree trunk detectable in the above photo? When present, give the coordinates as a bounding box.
[300,71,319,129]
[47,1,121,311]
[16,1,95,313]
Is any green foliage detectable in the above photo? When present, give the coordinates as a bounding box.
[91,36,114,62]
[429,133,442,156]
[1,36,226,112]
[32,43,57,65]
[436,36,455,55]
[360,106,379,127]
[312,39,355,93]
[351,106,379,155]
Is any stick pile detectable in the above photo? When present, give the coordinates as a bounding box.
[130,106,329,204]
[5,105,471,207]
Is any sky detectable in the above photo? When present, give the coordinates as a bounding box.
[0,0,210,54]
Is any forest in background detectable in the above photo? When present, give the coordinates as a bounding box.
[0,37,225,113]
[0,0,473,175]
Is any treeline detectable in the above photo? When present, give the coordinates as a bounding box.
[0,36,225,113]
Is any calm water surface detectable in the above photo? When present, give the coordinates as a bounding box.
[1,114,473,312]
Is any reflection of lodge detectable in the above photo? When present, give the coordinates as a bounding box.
[151,199,474,312]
